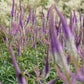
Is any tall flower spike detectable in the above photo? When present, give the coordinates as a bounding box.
[47,6,53,20]
[83,17,84,28]
[8,45,27,84]
[54,5,79,73]
[42,18,46,33]
[19,0,22,11]
[49,8,69,73]
[48,77,60,84]
[45,46,49,74]
[19,12,23,28]
[79,8,82,22]
[11,0,14,17]
[69,11,73,33]
[74,10,78,24]
[27,7,31,24]
[32,9,36,24]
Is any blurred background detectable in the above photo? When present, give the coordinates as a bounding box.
[0,0,84,26]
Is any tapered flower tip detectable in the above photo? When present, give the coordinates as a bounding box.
[19,13,23,27]
[48,77,60,84]
[41,12,44,19]
[79,8,82,22]
[45,46,49,74]
[47,5,53,20]
[27,7,31,24]
[54,5,71,39]
[17,73,27,84]
[19,0,22,11]
[32,10,36,24]
[73,10,78,24]
[83,17,84,28]
[69,11,73,32]
[11,0,14,17]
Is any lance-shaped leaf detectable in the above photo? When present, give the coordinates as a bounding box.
[8,45,27,84]
[11,0,14,17]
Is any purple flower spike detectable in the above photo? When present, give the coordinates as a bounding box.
[47,6,53,20]
[19,13,23,27]
[49,9,69,69]
[45,46,49,74]
[42,18,46,33]
[8,45,27,84]
[69,11,73,33]
[48,77,60,84]
[11,0,14,17]
[19,0,22,11]
[54,5,71,39]
[27,7,31,24]
[83,17,84,28]
[74,10,78,24]
[41,12,44,19]
[79,8,82,22]
[32,10,36,24]
[54,5,79,72]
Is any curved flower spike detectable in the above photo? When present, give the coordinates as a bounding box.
[54,5,79,73]
[8,45,27,84]
[49,9,69,73]
[11,0,14,17]
[45,46,49,74]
